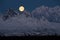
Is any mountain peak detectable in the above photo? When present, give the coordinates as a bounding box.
[2,8,31,21]
[2,8,19,21]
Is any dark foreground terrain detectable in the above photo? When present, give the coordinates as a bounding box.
[0,35,60,40]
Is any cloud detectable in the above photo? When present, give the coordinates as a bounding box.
[0,6,60,36]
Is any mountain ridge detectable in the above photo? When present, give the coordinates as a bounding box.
[0,6,60,36]
[1,6,60,23]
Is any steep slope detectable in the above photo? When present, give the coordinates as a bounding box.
[2,8,19,21]
[2,8,31,21]
[31,6,60,23]
[0,6,60,36]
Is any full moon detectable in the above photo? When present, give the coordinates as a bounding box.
[19,6,25,12]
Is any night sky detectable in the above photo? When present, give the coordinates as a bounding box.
[0,0,60,13]
[0,0,60,36]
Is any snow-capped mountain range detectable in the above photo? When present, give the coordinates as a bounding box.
[0,6,60,36]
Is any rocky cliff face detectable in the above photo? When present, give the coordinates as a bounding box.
[2,8,31,21]
[31,6,60,23]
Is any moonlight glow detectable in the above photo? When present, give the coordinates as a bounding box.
[19,6,25,12]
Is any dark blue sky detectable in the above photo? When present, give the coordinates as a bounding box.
[0,0,60,13]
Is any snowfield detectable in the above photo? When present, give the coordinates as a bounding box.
[0,6,60,36]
